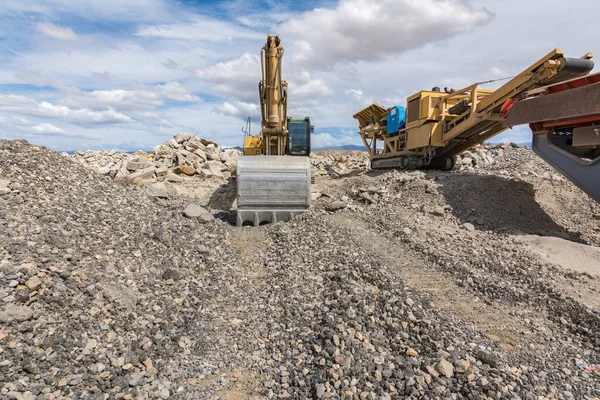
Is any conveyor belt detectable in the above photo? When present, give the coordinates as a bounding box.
[434,57,595,160]
[505,81,600,127]
[545,58,594,85]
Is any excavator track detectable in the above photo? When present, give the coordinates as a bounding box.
[371,155,454,171]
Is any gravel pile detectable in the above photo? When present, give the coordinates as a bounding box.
[311,147,600,398]
[0,139,245,399]
[310,151,370,178]
[2,138,599,399]
[251,215,552,399]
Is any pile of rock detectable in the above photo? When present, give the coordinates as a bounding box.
[455,142,525,170]
[311,151,370,177]
[70,133,241,184]
[0,139,238,399]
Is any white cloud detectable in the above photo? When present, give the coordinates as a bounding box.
[37,22,77,41]
[60,82,200,111]
[31,123,64,134]
[0,94,133,124]
[312,131,362,148]
[214,101,259,120]
[196,53,261,102]
[283,0,492,66]
[293,79,333,99]
[136,16,261,41]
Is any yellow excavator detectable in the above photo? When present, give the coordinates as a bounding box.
[236,35,314,226]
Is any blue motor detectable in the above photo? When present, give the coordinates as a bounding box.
[387,106,406,136]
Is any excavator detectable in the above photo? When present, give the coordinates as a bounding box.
[236,35,314,226]
[353,49,600,203]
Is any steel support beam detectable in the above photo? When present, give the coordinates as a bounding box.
[532,134,600,203]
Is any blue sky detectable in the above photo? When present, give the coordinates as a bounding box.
[0,0,598,151]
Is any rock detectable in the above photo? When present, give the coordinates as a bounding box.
[126,159,152,171]
[158,388,170,399]
[129,167,156,180]
[316,383,326,398]
[455,359,470,373]
[155,166,169,177]
[147,182,170,198]
[193,149,208,161]
[98,166,112,175]
[462,222,475,232]
[183,203,208,218]
[0,179,10,195]
[165,173,183,183]
[406,348,418,357]
[199,168,214,179]
[153,144,171,158]
[326,200,346,212]
[199,213,216,224]
[128,372,142,386]
[0,304,33,324]
[593,214,600,220]
[477,350,501,368]
[205,160,224,177]
[437,359,454,378]
[175,165,196,176]
[430,206,445,217]
[25,276,41,291]
[174,133,194,143]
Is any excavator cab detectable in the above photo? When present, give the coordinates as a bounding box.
[287,117,313,156]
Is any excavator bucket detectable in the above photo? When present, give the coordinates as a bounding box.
[236,156,311,226]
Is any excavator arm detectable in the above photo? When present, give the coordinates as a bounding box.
[259,35,288,155]
[236,35,313,226]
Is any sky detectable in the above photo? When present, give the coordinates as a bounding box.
[0,0,598,151]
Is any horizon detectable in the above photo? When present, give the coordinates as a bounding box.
[0,0,597,151]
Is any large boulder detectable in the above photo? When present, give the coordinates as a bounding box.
[204,160,224,178]
[205,144,221,161]
[126,158,153,172]
[174,133,194,143]
[129,167,155,180]
[182,203,215,223]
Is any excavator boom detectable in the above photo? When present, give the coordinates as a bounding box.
[236,35,313,226]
